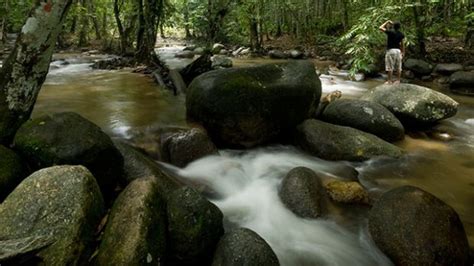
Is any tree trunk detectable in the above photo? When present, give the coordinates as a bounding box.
[413,3,427,57]
[135,0,163,64]
[0,0,73,144]
[0,0,8,42]
[113,0,127,54]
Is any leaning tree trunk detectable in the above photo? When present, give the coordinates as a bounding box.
[0,0,73,144]
[135,0,162,64]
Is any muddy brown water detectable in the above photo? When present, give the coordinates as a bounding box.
[32,53,474,262]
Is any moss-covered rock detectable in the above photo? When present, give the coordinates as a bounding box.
[13,112,123,197]
[360,84,458,126]
[0,145,26,201]
[167,187,224,264]
[324,180,369,204]
[97,178,167,265]
[369,186,470,265]
[212,228,280,266]
[295,119,402,161]
[321,99,404,142]
[186,60,321,148]
[0,165,104,265]
[161,128,218,168]
[278,167,324,219]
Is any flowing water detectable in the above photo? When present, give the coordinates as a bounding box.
[30,51,474,265]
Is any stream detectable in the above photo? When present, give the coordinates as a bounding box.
[31,49,474,265]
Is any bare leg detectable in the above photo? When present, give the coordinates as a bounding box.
[394,69,401,84]
[385,71,393,84]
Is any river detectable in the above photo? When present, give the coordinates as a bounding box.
[32,49,474,265]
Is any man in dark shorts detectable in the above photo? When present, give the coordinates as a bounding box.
[379,20,405,84]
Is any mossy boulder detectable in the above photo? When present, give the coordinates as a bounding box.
[167,187,224,264]
[295,119,402,161]
[321,99,404,142]
[369,186,470,265]
[278,167,324,219]
[324,180,369,204]
[0,165,104,265]
[161,128,218,168]
[0,145,26,201]
[449,71,474,94]
[97,178,167,265]
[360,84,458,126]
[13,112,123,197]
[404,59,433,76]
[186,60,322,148]
[212,228,280,266]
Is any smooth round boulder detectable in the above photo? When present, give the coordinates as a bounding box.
[434,63,463,75]
[449,71,474,94]
[268,50,288,59]
[321,99,404,142]
[186,60,322,148]
[404,59,433,76]
[0,145,26,201]
[97,178,167,265]
[167,187,224,264]
[13,112,123,196]
[295,119,402,161]
[360,83,458,125]
[211,55,233,69]
[161,128,219,168]
[279,167,323,218]
[369,186,470,266]
[324,180,369,204]
[0,166,104,265]
[212,228,280,266]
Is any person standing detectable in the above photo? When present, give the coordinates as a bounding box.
[379,20,405,84]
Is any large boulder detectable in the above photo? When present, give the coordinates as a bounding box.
[97,178,167,265]
[360,83,458,125]
[321,99,404,142]
[434,63,463,75]
[212,228,280,266]
[0,166,104,265]
[449,71,474,94]
[278,167,324,219]
[180,52,213,86]
[13,112,123,197]
[295,119,402,161]
[0,145,26,201]
[161,128,218,168]
[186,61,322,148]
[369,186,470,265]
[404,59,433,76]
[167,187,224,264]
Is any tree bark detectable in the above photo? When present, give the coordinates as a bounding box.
[0,0,73,144]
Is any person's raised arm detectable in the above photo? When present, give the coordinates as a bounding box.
[379,20,393,32]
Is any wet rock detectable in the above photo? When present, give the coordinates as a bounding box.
[193,47,205,55]
[186,61,321,148]
[0,145,26,201]
[279,167,324,218]
[113,140,184,194]
[183,45,196,51]
[180,52,213,86]
[434,63,463,75]
[167,187,224,264]
[97,178,167,265]
[369,186,470,265]
[295,119,402,161]
[268,50,288,59]
[212,43,225,54]
[360,83,458,126]
[219,49,229,55]
[324,180,369,204]
[0,166,104,265]
[321,99,404,142]
[161,128,218,168]
[289,50,304,59]
[212,228,280,266]
[0,235,55,264]
[13,112,123,197]
[404,59,433,76]
[232,47,246,57]
[211,55,233,69]
[449,71,474,94]
[176,51,195,59]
